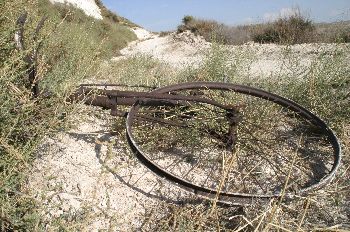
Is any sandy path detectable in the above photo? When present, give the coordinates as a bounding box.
[112,28,210,68]
[29,106,194,231]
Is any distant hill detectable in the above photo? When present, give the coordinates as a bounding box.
[177,15,350,45]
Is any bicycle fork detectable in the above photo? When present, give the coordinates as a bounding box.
[225,107,241,153]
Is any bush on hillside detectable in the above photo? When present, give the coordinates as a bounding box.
[252,27,280,43]
[177,16,250,44]
[178,16,221,39]
[336,31,350,42]
[176,13,350,45]
[253,14,315,44]
[182,15,194,25]
[330,27,350,43]
[312,21,350,43]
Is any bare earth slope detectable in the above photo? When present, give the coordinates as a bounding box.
[49,0,103,19]
[112,28,210,67]
[29,107,194,230]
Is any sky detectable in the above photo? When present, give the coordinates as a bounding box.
[101,0,350,32]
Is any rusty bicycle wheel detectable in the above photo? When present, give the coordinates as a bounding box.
[125,82,341,205]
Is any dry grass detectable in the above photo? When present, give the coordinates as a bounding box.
[1,1,349,230]
[90,41,349,230]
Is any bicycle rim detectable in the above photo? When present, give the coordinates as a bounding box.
[125,82,341,205]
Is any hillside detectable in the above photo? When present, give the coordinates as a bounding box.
[1,0,137,230]
[49,0,103,19]
[1,0,349,231]
[48,0,138,26]
[177,15,350,45]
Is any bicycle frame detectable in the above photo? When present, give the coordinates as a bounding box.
[70,84,236,113]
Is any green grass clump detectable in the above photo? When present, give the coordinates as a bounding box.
[0,0,136,230]
[39,0,136,58]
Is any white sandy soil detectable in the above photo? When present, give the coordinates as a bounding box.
[29,107,195,231]
[49,0,103,19]
[114,28,348,79]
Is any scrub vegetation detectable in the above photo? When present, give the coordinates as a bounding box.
[0,0,135,230]
[177,12,350,45]
[0,0,349,231]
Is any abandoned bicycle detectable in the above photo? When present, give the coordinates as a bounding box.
[15,13,341,205]
[69,82,341,205]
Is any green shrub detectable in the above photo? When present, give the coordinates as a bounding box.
[177,14,348,45]
[253,14,315,44]
[334,30,350,43]
[313,21,350,43]
[177,17,252,45]
[182,15,194,25]
[177,17,233,44]
[252,27,280,43]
